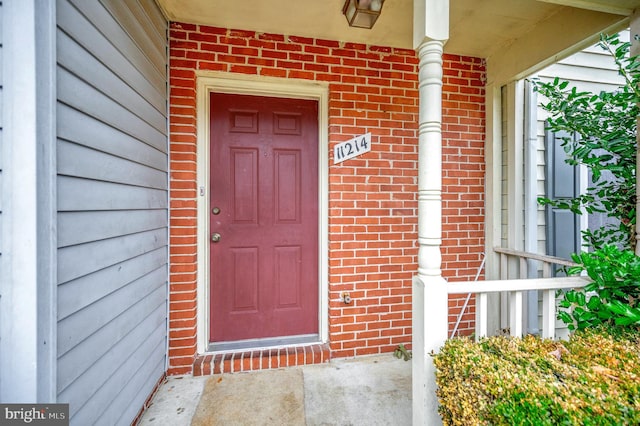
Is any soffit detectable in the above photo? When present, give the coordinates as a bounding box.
[157,0,637,57]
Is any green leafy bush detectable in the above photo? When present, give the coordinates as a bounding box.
[559,245,640,330]
[434,328,640,425]
[533,33,639,250]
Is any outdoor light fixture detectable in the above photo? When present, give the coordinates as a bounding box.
[342,0,384,29]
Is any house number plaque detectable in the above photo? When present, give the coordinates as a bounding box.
[333,133,371,164]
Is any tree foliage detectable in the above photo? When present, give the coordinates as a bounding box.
[535,34,640,330]
[533,33,639,251]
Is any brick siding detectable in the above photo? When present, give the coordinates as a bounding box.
[168,22,485,374]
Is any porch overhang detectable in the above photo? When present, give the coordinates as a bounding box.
[158,0,638,83]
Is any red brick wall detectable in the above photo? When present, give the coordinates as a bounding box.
[168,23,485,374]
[442,56,486,334]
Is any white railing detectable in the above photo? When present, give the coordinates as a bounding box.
[446,248,588,340]
[493,247,577,279]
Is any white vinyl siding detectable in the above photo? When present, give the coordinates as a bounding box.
[55,1,168,424]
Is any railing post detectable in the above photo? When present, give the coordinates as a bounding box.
[500,253,508,331]
[476,292,488,340]
[413,275,447,424]
[509,291,523,337]
[412,276,426,417]
[541,289,556,339]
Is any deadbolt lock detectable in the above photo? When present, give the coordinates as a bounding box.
[212,207,221,215]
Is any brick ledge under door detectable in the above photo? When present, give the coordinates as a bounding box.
[192,343,330,376]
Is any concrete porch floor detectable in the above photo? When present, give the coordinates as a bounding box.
[138,354,412,425]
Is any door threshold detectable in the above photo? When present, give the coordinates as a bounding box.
[208,334,319,353]
[193,342,330,376]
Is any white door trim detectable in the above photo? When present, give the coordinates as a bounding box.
[195,72,329,353]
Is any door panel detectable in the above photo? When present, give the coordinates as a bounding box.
[230,247,258,311]
[209,93,319,344]
[274,150,301,222]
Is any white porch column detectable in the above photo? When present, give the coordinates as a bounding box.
[412,0,449,424]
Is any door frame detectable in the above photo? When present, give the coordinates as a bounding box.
[195,72,329,353]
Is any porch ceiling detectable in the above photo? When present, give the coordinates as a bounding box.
[158,0,637,60]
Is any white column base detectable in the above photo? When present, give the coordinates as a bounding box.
[413,275,447,425]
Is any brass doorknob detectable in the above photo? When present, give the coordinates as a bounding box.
[211,232,221,243]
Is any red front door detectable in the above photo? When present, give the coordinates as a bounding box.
[209,93,319,346]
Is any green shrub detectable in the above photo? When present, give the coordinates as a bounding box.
[559,245,640,330]
[434,328,640,425]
